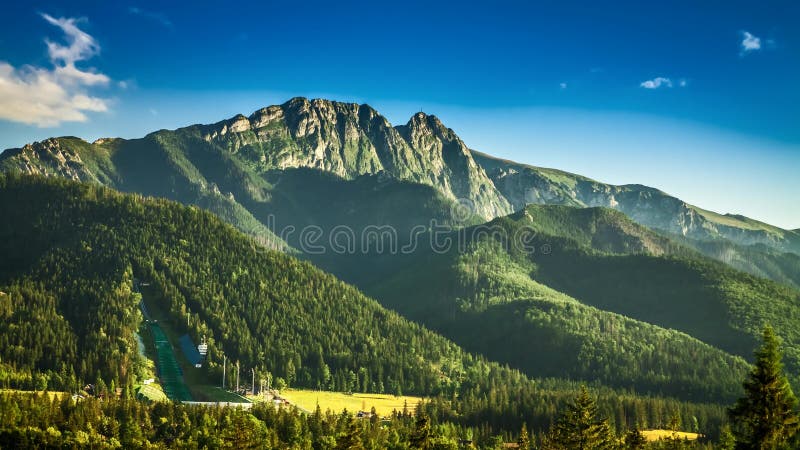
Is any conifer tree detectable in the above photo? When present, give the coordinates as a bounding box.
[718,424,736,450]
[336,417,364,450]
[517,422,531,450]
[729,325,799,449]
[410,414,433,449]
[623,424,647,450]
[546,386,616,450]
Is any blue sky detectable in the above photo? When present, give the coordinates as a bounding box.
[1,0,798,228]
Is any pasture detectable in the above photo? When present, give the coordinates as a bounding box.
[641,429,701,442]
[267,389,422,416]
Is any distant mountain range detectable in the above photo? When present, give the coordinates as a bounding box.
[471,151,800,288]
[474,151,800,253]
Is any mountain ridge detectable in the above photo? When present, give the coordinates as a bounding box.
[470,149,799,252]
[3,98,792,239]
[1,97,798,287]
[196,97,512,219]
[346,202,800,399]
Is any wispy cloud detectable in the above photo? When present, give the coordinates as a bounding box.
[640,77,673,89]
[559,82,567,89]
[740,31,761,55]
[128,7,172,28]
[0,14,111,127]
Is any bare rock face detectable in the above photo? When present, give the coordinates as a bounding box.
[396,112,511,219]
[200,97,511,219]
[1,138,92,182]
[492,166,704,236]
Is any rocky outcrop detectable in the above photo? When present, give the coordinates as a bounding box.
[0,138,94,182]
[200,98,511,219]
[0,98,512,220]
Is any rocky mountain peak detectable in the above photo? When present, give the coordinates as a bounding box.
[1,99,513,220]
[400,112,454,141]
[0,137,94,182]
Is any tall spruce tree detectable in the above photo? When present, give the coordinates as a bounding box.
[546,386,616,450]
[517,422,531,450]
[623,424,647,450]
[336,417,364,450]
[729,325,799,449]
[410,414,433,449]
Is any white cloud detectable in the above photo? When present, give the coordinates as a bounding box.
[128,7,172,28]
[0,14,111,127]
[559,82,567,89]
[640,77,673,89]
[741,31,762,53]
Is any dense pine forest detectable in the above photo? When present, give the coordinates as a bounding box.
[1,324,798,449]
[0,174,775,448]
[331,206,800,405]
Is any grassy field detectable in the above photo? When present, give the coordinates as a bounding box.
[641,429,701,442]
[0,389,68,400]
[271,389,422,416]
[136,384,168,402]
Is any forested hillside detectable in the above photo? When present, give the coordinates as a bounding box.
[472,150,800,256]
[0,174,735,441]
[670,234,800,290]
[0,173,461,395]
[472,150,800,286]
[325,205,800,405]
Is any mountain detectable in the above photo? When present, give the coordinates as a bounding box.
[1,98,798,394]
[331,204,800,404]
[471,150,800,256]
[2,98,796,291]
[671,235,800,290]
[205,99,510,218]
[0,173,465,395]
[0,174,732,438]
[0,98,509,227]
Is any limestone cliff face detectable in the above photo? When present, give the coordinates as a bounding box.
[1,138,94,182]
[200,98,511,219]
[0,98,511,220]
[395,112,511,219]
